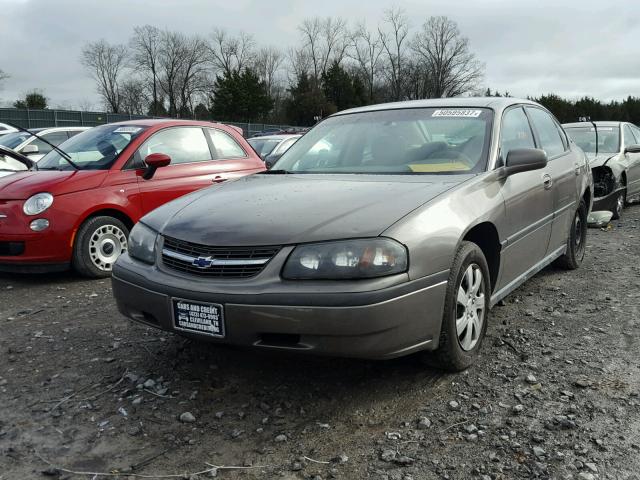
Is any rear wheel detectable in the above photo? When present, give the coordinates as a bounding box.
[557,199,587,270]
[612,189,626,220]
[424,241,490,372]
[72,216,129,278]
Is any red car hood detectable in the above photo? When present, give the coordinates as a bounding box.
[0,170,107,200]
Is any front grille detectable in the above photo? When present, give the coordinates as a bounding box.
[0,241,25,256]
[161,236,280,278]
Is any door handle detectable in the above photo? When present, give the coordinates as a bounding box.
[542,174,553,190]
[212,176,226,183]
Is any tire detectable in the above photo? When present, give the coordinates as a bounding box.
[557,199,587,270]
[72,216,129,279]
[424,241,491,372]
[612,189,626,220]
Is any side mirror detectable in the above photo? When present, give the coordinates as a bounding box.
[503,148,548,176]
[142,153,171,180]
[624,144,640,154]
[264,153,282,170]
[22,144,39,155]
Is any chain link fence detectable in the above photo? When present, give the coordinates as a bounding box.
[0,108,300,138]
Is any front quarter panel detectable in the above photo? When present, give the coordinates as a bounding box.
[383,173,506,281]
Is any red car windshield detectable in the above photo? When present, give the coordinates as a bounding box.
[37,124,149,171]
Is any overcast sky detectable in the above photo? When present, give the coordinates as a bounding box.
[1,0,639,109]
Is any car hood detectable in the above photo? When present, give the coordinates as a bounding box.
[144,173,470,246]
[587,152,618,168]
[0,170,107,200]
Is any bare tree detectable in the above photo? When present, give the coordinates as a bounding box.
[208,28,255,77]
[130,25,162,114]
[411,16,484,98]
[81,40,128,113]
[120,79,148,115]
[287,47,312,83]
[254,46,284,96]
[298,17,349,83]
[157,31,186,116]
[378,7,410,101]
[349,22,384,102]
[177,35,209,114]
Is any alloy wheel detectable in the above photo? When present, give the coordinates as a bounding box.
[455,264,485,351]
[88,224,128,272]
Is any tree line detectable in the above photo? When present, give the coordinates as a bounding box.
[78,8,485,125]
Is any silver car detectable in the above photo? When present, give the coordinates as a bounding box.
[563,121,640,219]
[113,98,592,371]
[0,126,90,162]
[247,134,301,168]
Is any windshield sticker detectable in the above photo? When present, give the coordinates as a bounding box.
[432,109,482,118]
[113,126,142,134]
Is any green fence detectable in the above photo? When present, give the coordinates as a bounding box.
[0,108,300,138]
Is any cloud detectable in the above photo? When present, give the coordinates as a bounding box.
[1,0,638,107]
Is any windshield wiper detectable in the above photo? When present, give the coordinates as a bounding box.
[260,169,291,174]
[4,122,81,170]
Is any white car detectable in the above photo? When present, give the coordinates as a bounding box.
[0,145,33,178]
[0,126,90,161]
[0,123,18,136]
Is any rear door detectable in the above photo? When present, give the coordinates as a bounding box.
[525,106,577,256]
[496,106,554,289]
[622,124,640,196]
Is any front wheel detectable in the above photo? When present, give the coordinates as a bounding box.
[557,199,587,270]
[72,216,129,278]
[424,241,491,372]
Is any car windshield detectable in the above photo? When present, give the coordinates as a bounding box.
[37,124,148,170]
[248,138,280,157]
[565,125,620,154]
[273,108,493,174]
[0,131,32,149]
[0,153,28,171]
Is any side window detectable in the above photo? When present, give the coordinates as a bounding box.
[29,132,69,155]
[632,126,640,144]
[275,137,298,155]
[208,129,246,159]
[527,108,566,158]
[623,124,638,147]
[500,107,535,163]
[67,130,83,139]
[137,127,211,165]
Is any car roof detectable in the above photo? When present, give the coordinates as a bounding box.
[28,126,90,133]
[248,134,301,141]
[105,119,232,128]
[333,97,539,117]
[563,121,622,128]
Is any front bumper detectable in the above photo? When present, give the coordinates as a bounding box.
[112,254,449,360]
[592,187,624,214]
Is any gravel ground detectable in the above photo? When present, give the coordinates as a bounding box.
[1,207,640,480]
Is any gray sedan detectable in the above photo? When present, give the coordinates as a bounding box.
[113,98,592,371]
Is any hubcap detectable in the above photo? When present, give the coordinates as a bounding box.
[574,210,586,258]
[616,194,624,215]
[88,224,128,272]
[455,264,485,351]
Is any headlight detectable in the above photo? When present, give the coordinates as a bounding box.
[128,223,157,265]
[23,193,53,216]
[282,238,408,280]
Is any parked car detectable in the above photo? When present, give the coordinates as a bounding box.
[247,134,301,168]
[0,122,18,136]
[563,121,640,219]
[112,98,592,371]
[0,120,265,277]
[0,126,90,161]
[251,128,285,138]
[0,145,33,178]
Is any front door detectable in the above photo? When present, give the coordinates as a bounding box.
[622,124,640,196]
[496,106,554,291]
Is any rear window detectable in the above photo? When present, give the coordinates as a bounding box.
[565,125,620,154]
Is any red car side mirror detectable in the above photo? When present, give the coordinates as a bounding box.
[142,153,171,180]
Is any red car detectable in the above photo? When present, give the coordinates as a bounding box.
[0,120,265,277]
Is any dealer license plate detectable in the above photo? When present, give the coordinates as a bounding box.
[172,299,225,337]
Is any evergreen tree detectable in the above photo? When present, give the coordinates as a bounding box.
[210,69,273,122]
[14,91,48,109]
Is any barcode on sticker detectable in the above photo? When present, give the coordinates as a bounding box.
[114,126,142,134]
[432,109,482,118]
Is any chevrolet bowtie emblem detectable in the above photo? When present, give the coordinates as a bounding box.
[192,256,214,268]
